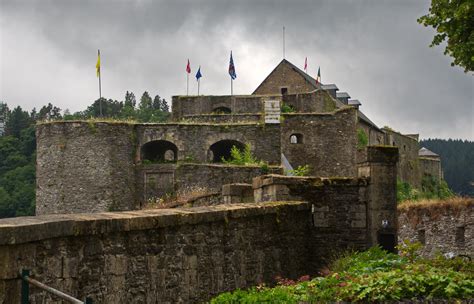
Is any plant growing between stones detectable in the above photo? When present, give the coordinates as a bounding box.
[289,165,311,176]
[357,128,368,149]
[222,144,263,166]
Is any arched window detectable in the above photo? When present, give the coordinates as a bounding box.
[212,107,232,114]
[290,133,303,144]
[141,140,178,163]
[209,140,245,162]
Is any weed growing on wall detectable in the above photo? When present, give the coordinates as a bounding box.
[357,128,368,149]
[210,244,474,303]
[289,165,311,176]
[222,144,261,166]
[281,103,295,113]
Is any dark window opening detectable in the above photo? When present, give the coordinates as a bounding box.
[290,133,303,144]
[378,233,396,253]
[209,140,245,163]
[281,87,288,95]
[455,226,465,245]
[141,140,178,163]
[213,107,232,114]
[417,229,426,245]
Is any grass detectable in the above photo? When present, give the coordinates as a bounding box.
[398,196,473,212]
[143,186,219,209]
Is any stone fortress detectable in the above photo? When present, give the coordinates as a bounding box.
[35,59,442,215]
[0,59,453,303]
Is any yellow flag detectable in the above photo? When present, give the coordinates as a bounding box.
[96,50,100,77]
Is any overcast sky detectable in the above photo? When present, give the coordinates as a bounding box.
[0,0,472,140]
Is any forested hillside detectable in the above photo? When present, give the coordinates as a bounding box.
[0,92,170,218]
[420,139,474,196]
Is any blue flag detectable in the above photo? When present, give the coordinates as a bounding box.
[228,51,236,80]
[196,66,202,81]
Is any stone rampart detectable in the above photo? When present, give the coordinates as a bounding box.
[36,122,137,215]
[0,202,311,303]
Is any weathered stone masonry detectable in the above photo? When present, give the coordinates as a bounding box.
[398,200,473,257]
[0,202,311,303]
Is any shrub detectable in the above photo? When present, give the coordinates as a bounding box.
[210,244,474,303]
[281,103,295,113]
[289,165,311,176]
[222,144,262,166]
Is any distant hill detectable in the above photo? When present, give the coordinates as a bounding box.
[420,139,474,196]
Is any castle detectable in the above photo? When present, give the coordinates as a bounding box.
[36,59,441,214]
[0,59,451,303]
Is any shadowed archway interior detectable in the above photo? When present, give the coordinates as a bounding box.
[141,140,178,163]
[209,140,245,162]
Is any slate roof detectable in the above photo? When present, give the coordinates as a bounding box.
[336,92,351,98]
[419,147,439,157]
[348,99,361,106]
[321,84,339,90]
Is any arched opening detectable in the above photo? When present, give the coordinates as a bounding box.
[209,140,245,162]
[212,107,232,114]
[141,140,178,163]
[290,133,303,144]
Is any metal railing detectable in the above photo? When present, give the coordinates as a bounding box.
[20,270,93,304]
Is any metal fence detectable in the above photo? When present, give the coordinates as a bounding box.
[20,270,93,304]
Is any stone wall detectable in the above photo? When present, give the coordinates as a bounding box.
[398,200,473,257]
[0,202,312,303]
[282,90,337,113]
[253,59,315,95]
[137,123,281,165]
[356,121,385,164]
[137,163,282,203]
[171,95,280,120]
[181,114,262,123]
[36,121,281,214]
[281,107,358,177]
[419,157,442,180]
[36,122,137,215]
[383,128,421,188]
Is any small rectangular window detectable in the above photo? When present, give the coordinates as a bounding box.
[280,87,288,95]
[417,229,425,245]
[455,226,465,245]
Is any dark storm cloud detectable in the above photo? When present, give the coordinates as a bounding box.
[0,0,472,140]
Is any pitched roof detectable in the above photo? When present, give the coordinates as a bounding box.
[321,84,338,90]
[348,99,361,106]
[419,147,439,157]
[252,59,320,94]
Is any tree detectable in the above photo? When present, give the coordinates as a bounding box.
[418,0,474,72]
[38,103,62,121]
[5,106,31,138]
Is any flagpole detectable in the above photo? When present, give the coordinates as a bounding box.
[98,49,102,117]
[187,73,189,96]
[231,78,233,96]
[198,78,200,95]
[283,26,285,59]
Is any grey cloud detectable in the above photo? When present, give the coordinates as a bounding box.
[0,0,472,140]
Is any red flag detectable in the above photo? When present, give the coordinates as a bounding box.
[304,57,307,72]
[186,59,191,74]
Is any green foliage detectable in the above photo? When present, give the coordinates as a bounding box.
[418,0,474,72]
[211,245,474,303]
[420,138,473,196]
[289,165,311,176]
[222,144,262,166]
[357,128,368,149]
[397,177,454,202]
[281,103,295,113]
